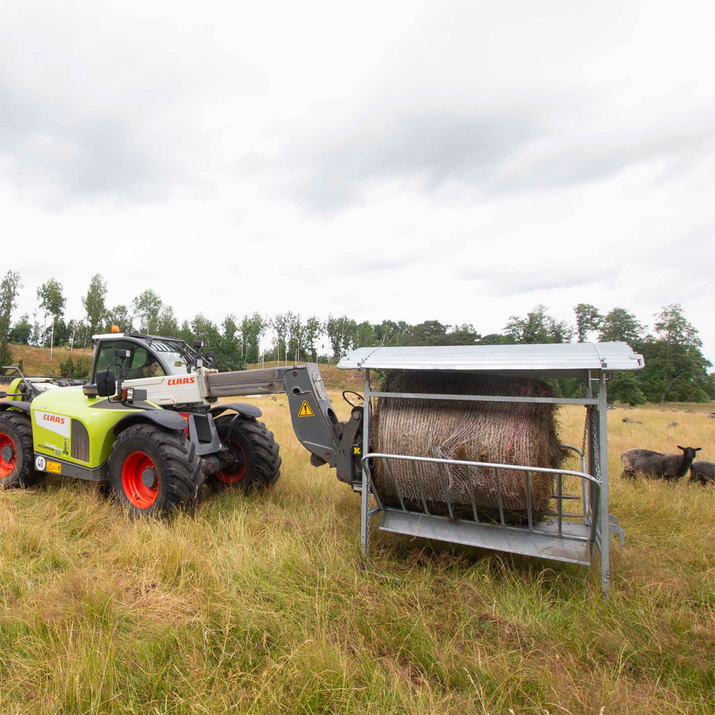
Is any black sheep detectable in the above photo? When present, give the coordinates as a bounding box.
[689,461,715,485]
[621,446,701,480]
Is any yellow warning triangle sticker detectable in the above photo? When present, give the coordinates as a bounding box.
[298,400,315,417]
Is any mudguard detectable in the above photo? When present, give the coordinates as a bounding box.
[208,403,262,419]
[112,409,189,436]
[0,400,32,414]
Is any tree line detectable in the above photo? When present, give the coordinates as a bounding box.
[1,272,712,404]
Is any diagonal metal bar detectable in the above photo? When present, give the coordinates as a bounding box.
[557,474,563,537]
[412,459,430,515]
[386,458,406,512]
[526,471,533,532]
[495,468,505,526]
[465,464,479,523]
[437,462,454,520]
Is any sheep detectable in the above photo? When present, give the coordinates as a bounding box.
[622,417,642,424]
[667,421,679,428]
[621,445,701,480]
[689,461,715,485]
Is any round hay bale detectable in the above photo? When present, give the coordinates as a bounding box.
[372,371,565,521]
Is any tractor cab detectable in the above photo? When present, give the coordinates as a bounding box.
[89,333,217,408]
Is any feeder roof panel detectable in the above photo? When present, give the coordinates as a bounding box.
[337,342,644,374]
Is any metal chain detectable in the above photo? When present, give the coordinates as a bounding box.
[581,407,589,457]
[589,406,602,481]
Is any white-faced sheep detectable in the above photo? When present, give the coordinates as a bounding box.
[689,461,715,485]
[621,446,701,480]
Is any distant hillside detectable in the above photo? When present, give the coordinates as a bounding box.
[4,344,363,392]
[3,344,92,377]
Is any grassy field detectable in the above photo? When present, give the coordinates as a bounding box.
[1,383,714,713]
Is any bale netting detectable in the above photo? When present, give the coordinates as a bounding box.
[372,371,566,522]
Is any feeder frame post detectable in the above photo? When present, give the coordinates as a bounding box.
[598,370,610,596]
[361,368,372,559]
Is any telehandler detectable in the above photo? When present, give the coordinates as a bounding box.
[0,330,363,515]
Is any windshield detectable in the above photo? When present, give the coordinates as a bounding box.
[159,350,191,376]
[151,340,197,375]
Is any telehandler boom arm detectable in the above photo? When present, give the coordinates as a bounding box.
[205,364,363,488]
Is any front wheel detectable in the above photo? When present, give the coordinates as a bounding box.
[109,423,202,517]
[210,415,281,491]
[0,412,44,489]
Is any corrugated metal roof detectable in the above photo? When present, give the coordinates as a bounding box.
[337,342,644,373]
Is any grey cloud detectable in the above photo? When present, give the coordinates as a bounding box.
[288,110,543,211]
[281,97,715,212]
[457,264,612,297]
[0,78,166,201]
[351,255,423,274]
[493,118,715,193]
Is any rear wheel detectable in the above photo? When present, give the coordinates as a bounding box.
[0,412,43,489]
[210,415,281,491]
[109,423,202,516]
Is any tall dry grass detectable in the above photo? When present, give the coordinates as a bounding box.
[1,394,713,714]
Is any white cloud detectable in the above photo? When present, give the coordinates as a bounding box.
[1,0,713,364]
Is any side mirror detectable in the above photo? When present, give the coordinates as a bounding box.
[205,350,217,367]
[96,369,116,398]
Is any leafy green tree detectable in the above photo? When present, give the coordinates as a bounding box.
[37,278,65,321]
[478,333,509,345]
[446,323,481,345]
[217,315,242,371]
[373,320,410,346]
[598,308,643,344]
[82,274,108,340]
[156,306,179,336]
[74,358,90,378]
[178,320,194,344]
[355,321,376,348]
[37,278,65,347]
[0,271,22,366]
[303,316,322,361]
[505,305,573,343]
[30,319,43,346]
[608,372,647,406]
[9,314,32,345]
[410,320,448,345]
[191,314,220,347]
[324,315,357,360]
[272,313,292,363]
[106,305,134,333]
[638,305,713,405]
[287,313,306,363]
[574,303,602,342]
[60,356,75,378]
[240,313,266,364]
[66,319,78,349]
[132,290,163,333]
[51,319,69,347]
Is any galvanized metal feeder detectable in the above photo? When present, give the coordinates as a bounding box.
[338,342,645,595]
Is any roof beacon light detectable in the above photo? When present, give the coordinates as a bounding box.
[111,325,120,333]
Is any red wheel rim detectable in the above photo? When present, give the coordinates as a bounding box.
[216,439,246,484]
[0,434,17,479]
[122,451,159,508]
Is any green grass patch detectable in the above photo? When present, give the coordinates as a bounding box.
[1,401,714,713]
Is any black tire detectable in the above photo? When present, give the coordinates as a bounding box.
[209,415,281,491]
[0,412,44,489]
[109,423,202,517]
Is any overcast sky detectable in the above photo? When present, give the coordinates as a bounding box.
[1,0,714,362]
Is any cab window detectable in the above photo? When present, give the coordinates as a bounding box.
[94,341,166,380]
